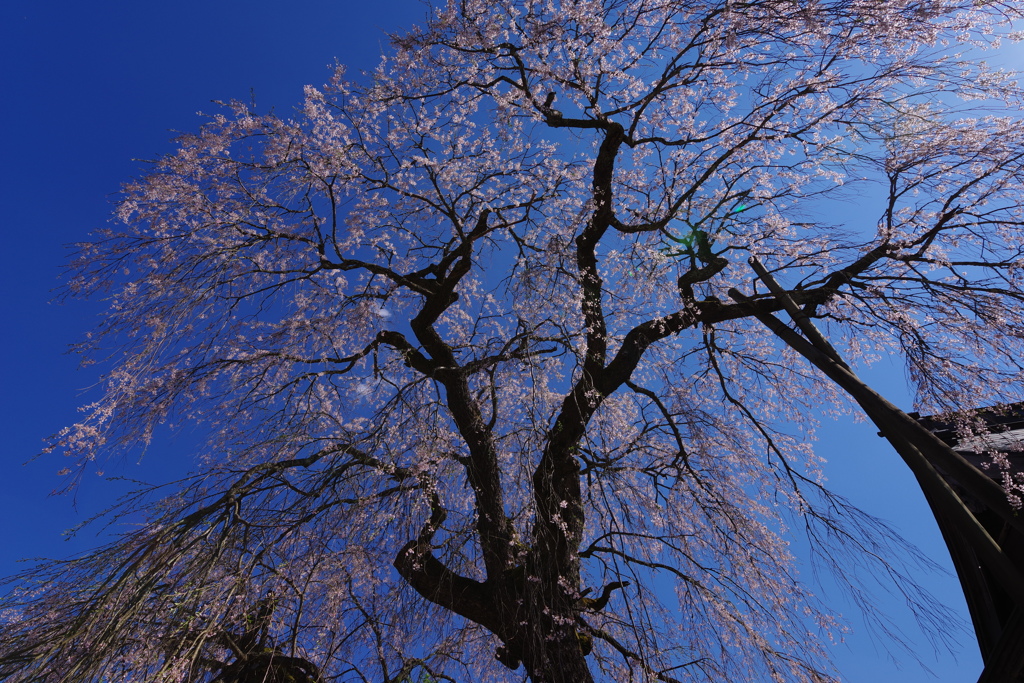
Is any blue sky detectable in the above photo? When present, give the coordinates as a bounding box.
[0,1,1000,680]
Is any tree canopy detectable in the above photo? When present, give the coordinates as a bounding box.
[4,1,1024,681]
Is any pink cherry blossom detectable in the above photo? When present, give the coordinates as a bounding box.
[5,1,1024,682]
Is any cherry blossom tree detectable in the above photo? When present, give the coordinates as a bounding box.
[4,1,1024,681]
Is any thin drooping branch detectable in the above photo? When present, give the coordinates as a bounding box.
[9,3,1024,683]
[728,272,1024,606]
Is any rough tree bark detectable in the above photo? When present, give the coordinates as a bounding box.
[4,2,1024,682]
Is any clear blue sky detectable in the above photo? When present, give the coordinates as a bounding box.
[0,2,999,680]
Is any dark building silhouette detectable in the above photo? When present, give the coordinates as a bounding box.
[912,404,1024,683]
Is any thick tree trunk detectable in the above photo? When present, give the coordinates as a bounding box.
[520,627,594,683]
